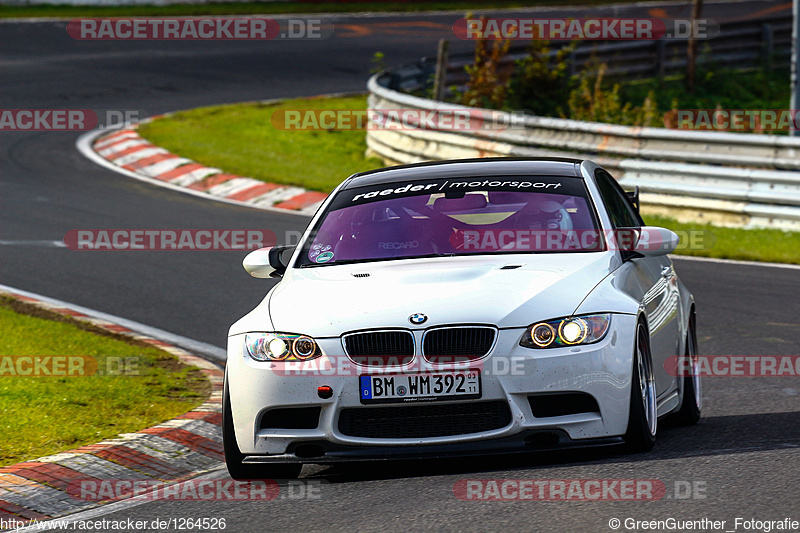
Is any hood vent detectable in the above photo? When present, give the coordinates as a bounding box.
[500,264,523,270]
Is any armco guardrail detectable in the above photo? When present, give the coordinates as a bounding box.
[367,76,800,230]
[366,16,800,231]
[617,161,800,229]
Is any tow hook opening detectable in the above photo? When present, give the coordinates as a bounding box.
[524,432,562,449]
[294,444,327,458]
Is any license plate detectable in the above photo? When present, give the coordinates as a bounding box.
[359,370,481,404]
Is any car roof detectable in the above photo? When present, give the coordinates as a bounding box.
[342,157,585,189]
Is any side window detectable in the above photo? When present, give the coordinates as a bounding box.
[594,170,643,228]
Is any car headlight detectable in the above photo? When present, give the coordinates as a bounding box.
[245,333,321,362]
[520,314,611,349]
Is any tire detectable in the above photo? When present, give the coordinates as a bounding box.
[671,310,702,426]
[223,375,302,481]
[624,321,657,452]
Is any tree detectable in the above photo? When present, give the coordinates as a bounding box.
[686,0,703,91]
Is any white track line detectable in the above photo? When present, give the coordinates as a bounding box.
[10,466,230,533]
[670,254,800,271]
[0,240,65,247]
[0,283,226,362]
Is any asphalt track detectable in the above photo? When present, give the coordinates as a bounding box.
[1,2,799,531]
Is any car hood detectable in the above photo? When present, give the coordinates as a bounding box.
[266,253,617,337]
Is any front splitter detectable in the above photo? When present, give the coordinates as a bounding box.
[242,430,625,464]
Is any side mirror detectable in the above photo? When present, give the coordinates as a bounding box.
[633,227,679,257]
[614,227,679,259]
[243,245,295,278]
[636,226,679,256]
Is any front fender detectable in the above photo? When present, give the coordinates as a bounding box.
[572,261,643,317]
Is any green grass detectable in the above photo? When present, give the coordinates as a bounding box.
[457,36,791,130]
[619,67,791,128]
[644,215,800,265]
[0,0,645,19]
[0,297,210,466]
[137,95,384,193]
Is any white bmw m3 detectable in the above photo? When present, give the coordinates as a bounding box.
[224,158,701,480]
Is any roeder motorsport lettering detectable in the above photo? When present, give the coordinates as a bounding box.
[351,180,563,202]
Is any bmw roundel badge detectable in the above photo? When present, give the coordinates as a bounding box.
[409,313,428,325]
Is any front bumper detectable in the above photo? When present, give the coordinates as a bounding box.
[226,313,637,460]
[242,431,624,464]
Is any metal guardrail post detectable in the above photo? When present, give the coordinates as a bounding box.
[656,40,666,80]
[792,0,800,137]
[762,23,775,72]
[433,39,450,102]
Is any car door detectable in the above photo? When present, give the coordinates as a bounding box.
[594,169,679,396]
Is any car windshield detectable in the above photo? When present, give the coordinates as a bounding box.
[297,175,603,267]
